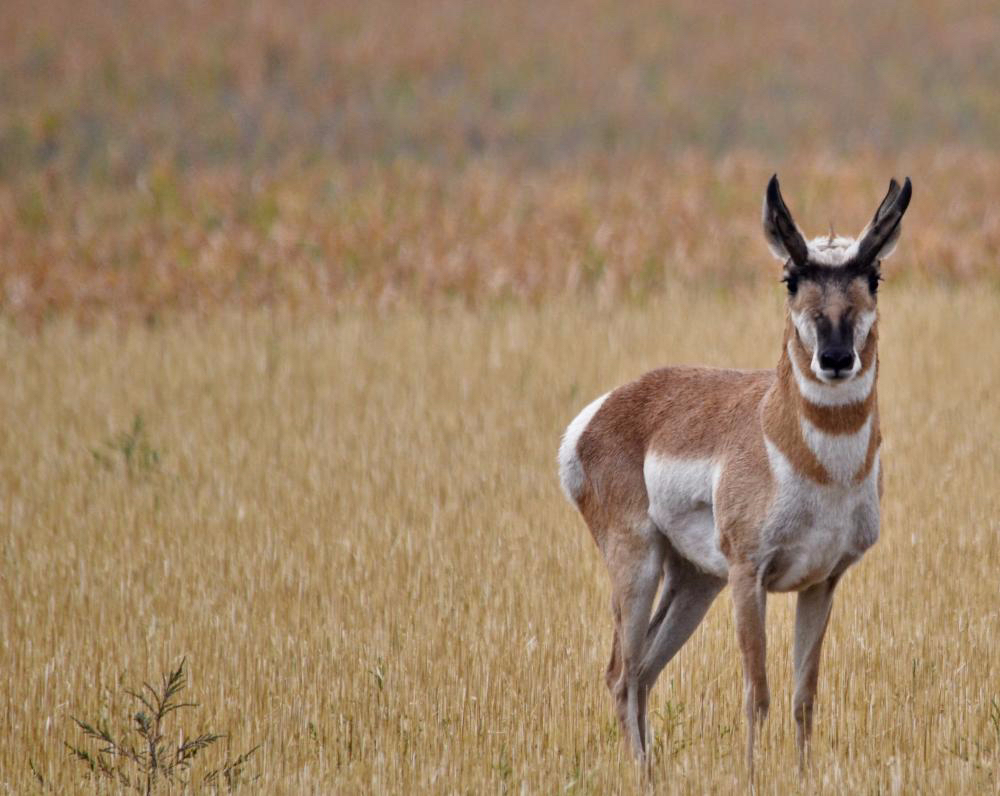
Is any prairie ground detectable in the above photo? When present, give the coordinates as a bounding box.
[2,285,999,793]
[4,0,1000,792]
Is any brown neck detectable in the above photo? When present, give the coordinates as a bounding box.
[762,320,880,484]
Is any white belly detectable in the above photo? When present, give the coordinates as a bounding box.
[762,439,880,591]
[643,454,729,578]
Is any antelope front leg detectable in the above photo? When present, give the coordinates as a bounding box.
[793,578,837,769]
[730,563,769,771]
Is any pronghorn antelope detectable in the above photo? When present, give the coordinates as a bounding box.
[558,175,912,768]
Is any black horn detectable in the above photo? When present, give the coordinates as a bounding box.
[854,177,912,266]
[762,175,810,266]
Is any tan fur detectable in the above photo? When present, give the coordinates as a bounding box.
[762,353,833,487]
[562,176,908,770]
[577,318,879,561]
[570,312,881,766]
[859,404,883,485]
[577,367,774,549]
[788,277,876,329]
[778,322,879,479]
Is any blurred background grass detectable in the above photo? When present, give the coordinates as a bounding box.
[4,4,1000,792]
[5,0,1000,172]
[2,0,999,323]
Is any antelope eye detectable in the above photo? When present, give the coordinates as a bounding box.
[868,271,881,293]
[784,274,798,295]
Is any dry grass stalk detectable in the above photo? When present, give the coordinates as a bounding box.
[2,287,998,792]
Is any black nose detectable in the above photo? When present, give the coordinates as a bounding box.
[819,348,854,374]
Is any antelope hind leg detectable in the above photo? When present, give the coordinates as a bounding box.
[605,528,664,760]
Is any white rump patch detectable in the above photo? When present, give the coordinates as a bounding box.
[800,414,873,484]
[787,340,876,406]
[644,454,728,578]
[558,392,609,503]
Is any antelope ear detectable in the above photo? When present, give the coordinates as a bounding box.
[762,175,809,265]
[853,177,912,264]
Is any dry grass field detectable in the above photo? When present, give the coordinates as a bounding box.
[3,287,999,793]
[3,0,1000,324]
[3,0,1000,792]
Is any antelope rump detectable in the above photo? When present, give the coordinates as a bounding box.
[558,175,913,769]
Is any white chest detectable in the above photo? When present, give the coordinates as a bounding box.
[762,439,880,591]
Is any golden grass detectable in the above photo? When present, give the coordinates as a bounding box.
[3,1,1000,790]
[3,284,998,792]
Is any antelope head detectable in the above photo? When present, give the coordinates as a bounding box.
[763,175,912,384]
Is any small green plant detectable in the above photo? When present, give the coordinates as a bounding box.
[91,413,161,477]
[493,744,513,787]
[990,696,1000,745]
[65,658,258,794]
[649,699,688,761]
[369,657,386,693]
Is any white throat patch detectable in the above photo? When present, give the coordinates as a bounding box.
[800,414,873,484]
[787,340,876,406]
